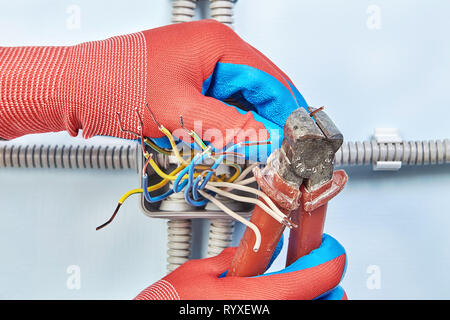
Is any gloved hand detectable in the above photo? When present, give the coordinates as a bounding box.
[0,20,307,161]
[135,234,347,300]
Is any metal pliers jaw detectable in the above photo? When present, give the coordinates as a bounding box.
[278,107,343,191]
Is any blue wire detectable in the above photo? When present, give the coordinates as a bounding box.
[171,166,190,193]
[172,152,205,193]
[197,142,244,191]
[184,182,209,206]
[141,141,250,205]
[189,153,209,201]
[169,141,254,206]
[142,174,175,203]
[198,154,224,190]
[183,153,211,206]
[186,143,242,203]
[192,174,205,200]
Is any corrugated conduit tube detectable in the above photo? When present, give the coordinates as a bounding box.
[335,139,450,167]
[209,0,235,28]
[171,0,197,23]
[0,144,138,170]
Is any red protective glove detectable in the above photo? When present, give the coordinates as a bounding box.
[135,234,347,300]
[0,20,307,160]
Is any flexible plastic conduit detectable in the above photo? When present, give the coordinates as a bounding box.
[167,219,192,273]
[209,0,235,27]
[171,0,197,23]
[2,139,447,170]
[334,139,450,167]
[0,144,138,170]
[207,218,234,257]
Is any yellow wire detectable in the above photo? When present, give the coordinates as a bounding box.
[188,130,242,182]
[148,157,178,180]
[159,125,188,165]
[156,125,241,183]
[118,165,185,204]
[118,188,142,204]
[111,118,247,228]
[145,126,241,186]
[148,157,225,183]
[118,153,236,207]
[226,163,242,182]
[192,133,207,150]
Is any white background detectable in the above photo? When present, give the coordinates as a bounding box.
[0,0,449,299]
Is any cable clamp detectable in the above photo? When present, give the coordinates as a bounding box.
[372,128,402,171]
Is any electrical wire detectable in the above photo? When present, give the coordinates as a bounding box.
[146,104,188,166]
[234,162,259,183]
[160,126,188,165]
[196,141,270,192]
[180,114,242,182]
[180,148,214,203]
[96,164,185,230]
[180,115,207,151]
[225,163,241,182]
[184,163,213,207]
[235,176,256,186]
[204,184,295,228]
[108,105,277,234]
[147,156,179,180]
[208,181,289,225]
[198,189,261,252]
[143,173,176,203]
[144,138,172,155]
[176,141,267,208]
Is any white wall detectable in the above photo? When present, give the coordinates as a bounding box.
[0,0,449,299]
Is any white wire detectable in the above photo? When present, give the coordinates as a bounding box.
[208,181,287,222]
[234,162,259,183]
[235,176,256,185]
[204,185,288,226]
[198,190,261,252]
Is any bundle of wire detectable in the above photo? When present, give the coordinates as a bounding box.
[96,105,296,252]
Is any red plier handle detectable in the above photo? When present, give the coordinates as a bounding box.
[228,170,347,277]
[286,170,347,265]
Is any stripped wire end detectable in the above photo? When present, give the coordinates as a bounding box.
[179,114,195,144]
[307,106,325,117]
[116,111,140,137]
[134,107,144,131]
[143,153,153,176]
[282,218,298,229]
[179,115,188,132]
[145,103,163,129]
[96,203,122,231]
[180,114,208,150]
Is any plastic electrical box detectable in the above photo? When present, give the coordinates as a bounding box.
[139,151,256,219]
